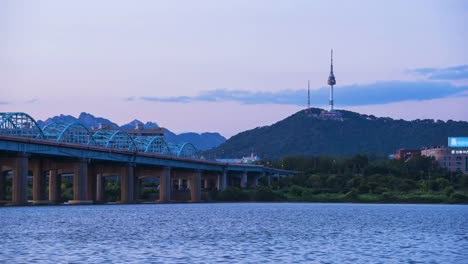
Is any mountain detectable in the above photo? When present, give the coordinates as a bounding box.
[37,112,225,151]
[120,119,160,130]
[163,129,225,150]
[205,108,468,159]
[174,132,226,151]
[77,112,118,129]
[37,112,118,129]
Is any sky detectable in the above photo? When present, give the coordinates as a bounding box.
[1,0,467,138]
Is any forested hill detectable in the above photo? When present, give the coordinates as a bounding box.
[205,108,468,159]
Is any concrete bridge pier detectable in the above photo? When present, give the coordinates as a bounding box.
[241,171,248,189]
[96,174,105,203]
[133,176,141,201]
[69,160,93,205]
[11,154,28,205]
[0,167,6,201]
[86,166,96,202]
[189,170,201,202]
[158,167,171,203]
[120,164,134,203]
[250,172,265,188]
[32,160,48,205]
[217,171,227,191]
[48,170,61,204]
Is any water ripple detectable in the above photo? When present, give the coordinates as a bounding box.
[0,203,467,263]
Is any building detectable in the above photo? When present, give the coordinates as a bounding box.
[126,123,164,137]
[92,123,164,137]
[394,149,421,161]
[421,146,468,173]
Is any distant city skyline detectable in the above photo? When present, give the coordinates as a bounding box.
[1,0,467,137]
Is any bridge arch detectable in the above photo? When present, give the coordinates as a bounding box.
[134,136,171,155]
[90,130,137,151]
[176,142,198,158]
[42,122,95,145]
[0,112,44,138]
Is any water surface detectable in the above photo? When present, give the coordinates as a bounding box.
[0,203,467,263]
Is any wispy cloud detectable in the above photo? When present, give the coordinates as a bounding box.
[409,65,468,80]
[135,81,468,107]
[25,98,39,104]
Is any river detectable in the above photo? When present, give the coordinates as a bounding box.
[0,203,467,263]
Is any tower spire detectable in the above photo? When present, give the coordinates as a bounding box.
[327,49,336,112]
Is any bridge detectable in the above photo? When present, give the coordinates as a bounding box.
[0,112,293,205]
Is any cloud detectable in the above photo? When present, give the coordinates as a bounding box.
[136,81,468,107]
[0,101,10,105]
[409,65,468,80]
[25,98,39,104]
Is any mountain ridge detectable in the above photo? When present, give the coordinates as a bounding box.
[204,108,468,159]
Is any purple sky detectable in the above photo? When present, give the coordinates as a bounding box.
[1,0,467,138]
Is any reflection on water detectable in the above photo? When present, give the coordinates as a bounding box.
[0,203,467,263]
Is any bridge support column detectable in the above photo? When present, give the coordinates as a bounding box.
[49,170,61,204]
[86,166,96,202]
[120,165,134,203]
[133,176,141,201]
[267,175,271,186]
[158,167,171,203]
[252,172,265,188]
[32,160,48,205]
[96,174,105,203]
[241,171,248,189]
[189,170,201,202]
[217,171,227,191]
[69,160,93,205]
[0,168,6,201]
[252,176,259,188]
[11,155,28,205]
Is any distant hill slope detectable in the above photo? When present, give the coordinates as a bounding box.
[205,108,468,159]
[37,112,225,151]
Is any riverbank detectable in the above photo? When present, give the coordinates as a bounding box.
[203,186,468,204]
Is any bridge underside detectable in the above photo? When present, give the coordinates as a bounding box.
[0,153,286,206]
[0,111,294,206]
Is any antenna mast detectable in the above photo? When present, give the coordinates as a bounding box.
[307,80,311,116]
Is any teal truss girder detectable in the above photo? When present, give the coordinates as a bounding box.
[42,122,95,145]
[0,112,44,139]
[0,112,200,159]
[90,130,137,151]
[134,136,171,155]
[168,142,198,158]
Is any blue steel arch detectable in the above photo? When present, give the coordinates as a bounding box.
[134,136,171,155]
[177,142,198,158]
[42,122,95,145]
[90,130,137,151]
[167,142,198,158]
[0,112,44,138]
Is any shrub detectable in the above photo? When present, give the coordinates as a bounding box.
[449,192,468,204]
[289,185,304,196]
[444,186,455,197]
[344,188,359,201]
[216,187,249,201]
